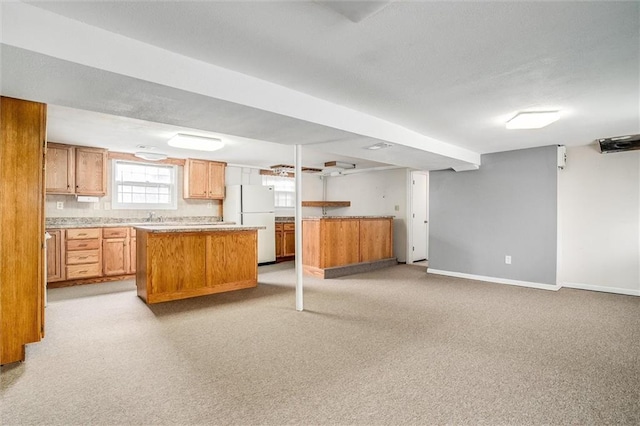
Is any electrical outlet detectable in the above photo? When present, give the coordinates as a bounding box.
[207,202,213,209]
[394,205,400,211]
[505,255,512,265]
[56,201,64,210]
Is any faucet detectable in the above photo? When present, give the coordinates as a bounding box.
[147,211,155,222]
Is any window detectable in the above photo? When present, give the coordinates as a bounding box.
[112,160,177,210]
[262,175,295,208]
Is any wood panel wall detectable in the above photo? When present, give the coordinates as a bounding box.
[0,97,46,365]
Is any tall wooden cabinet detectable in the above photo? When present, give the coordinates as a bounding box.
[275,222,296,259]
[183,159,225,199]
[0,97,46,365]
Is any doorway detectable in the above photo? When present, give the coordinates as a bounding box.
[410,171,428,264]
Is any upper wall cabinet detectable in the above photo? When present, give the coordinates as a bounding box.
[45,143,107,196]
[183,159,226,200]
[75,147,107,196]
[45,143,75,194]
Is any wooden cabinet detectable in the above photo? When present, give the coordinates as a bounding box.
[275,222,296,259]
[1,96,46,365]
[46,143,75,194]
[46,229,65,282]
[102,227,128,276]
[283,223,296,257]
[129,228,137,274]
[45,143,107,196]
[65,228,102,280]
[183,158,226,199]
[136,229,258,304]
[75,147,107,196]
[302,217,394,278]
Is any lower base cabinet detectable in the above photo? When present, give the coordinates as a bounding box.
[46,226,137,286]
[275,222,295,259]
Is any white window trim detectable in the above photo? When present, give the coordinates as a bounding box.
[111,160,178,210]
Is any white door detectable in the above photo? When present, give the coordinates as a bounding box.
[411,171,428,262]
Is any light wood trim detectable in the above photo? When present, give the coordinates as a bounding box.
[1,97,46,365]
[47,274,135,288]
[301,201,351,207]
[108,151,186,166]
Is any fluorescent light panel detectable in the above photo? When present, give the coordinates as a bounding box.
[168,133,224,151]
[506,111,560,129]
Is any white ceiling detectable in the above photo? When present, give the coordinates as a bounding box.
[2,1,639,171]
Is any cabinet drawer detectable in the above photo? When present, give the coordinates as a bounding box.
[275,223,283,231]
[66,249,100,265]
[103,227,128,238]
[66,228,100,240]
[66,239,100,251]
[66,263,101,279]
[284,223,295,231]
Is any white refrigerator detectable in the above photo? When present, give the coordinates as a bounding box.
[223,185,276,264]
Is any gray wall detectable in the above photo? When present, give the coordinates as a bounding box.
[429,145,558,285]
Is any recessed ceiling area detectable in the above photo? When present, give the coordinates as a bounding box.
[3,1,639,171]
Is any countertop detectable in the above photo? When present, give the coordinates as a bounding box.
[134,224,265,233]
[303,215,395,220]
[46,216,227,229]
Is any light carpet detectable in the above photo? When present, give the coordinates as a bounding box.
[1,262,639,425]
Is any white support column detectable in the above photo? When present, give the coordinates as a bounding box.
[294,144,304,311]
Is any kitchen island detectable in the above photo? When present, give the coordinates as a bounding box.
[302,216,396,278]
[135,224,263,304]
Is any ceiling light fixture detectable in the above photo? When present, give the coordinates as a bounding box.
[168,133,224,152]
[365,142,393,150]
[506,111,560,129]
[134,152,168,161]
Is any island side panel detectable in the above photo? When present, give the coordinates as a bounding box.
[359,218,394,262]
[136,229,149,302]
[302,219,323,277]
[206,230,257,290]
[147,233,207,303]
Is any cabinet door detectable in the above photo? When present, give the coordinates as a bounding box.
[184,159,209,199]
[45,143,75,194]
[102,237,127,276]
[275,229,283,258]
[283,229,296,257]
[75,147,107,196]
[46,230,65,282]
[207,162,225,199]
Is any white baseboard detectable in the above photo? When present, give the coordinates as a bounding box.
[427,269,560,291]
[560,282,640,297]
